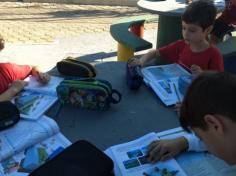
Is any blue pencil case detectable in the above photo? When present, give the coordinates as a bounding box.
[126,63,143,90]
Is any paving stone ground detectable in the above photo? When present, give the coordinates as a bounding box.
[0,2,157,44]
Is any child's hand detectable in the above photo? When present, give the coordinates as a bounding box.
[128,57,143,67]
[9,80,28,94]
[31,66,51,84]
[191,65,203,75]
[147,137,188,163]
[37,72,51,84]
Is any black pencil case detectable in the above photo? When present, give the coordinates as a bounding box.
[57,56,96,77]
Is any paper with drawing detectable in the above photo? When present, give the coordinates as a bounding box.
[0,115,59,162]
[13,76,63,120]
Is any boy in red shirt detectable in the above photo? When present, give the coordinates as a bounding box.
[211,0,236,44]
[0,36,50,101]
[129,0,224,74]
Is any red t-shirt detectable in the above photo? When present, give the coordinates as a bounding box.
[218,0,236,25]
[0,63,32,94]
[158,40,224,71]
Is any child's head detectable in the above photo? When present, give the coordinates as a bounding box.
[0,35,5,51]
[181,0,217,44]
[180,71,236,164]
[182,0,217,30]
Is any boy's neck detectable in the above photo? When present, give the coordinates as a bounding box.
[189,40,210,53]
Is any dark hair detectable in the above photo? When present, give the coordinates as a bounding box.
[182,0,217,30]
[180,72,236,132]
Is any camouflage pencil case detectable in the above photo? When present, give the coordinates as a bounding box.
[56,78,122,110]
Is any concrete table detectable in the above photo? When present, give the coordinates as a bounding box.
[137,0,224,48]
[49,61,180,150]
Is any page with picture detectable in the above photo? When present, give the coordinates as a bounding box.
[105,132,187,176]
[13,76,63,120]
[141,63,192,106]
[0,133,71,176]
[0,115,59,162]
[24,75,64,96]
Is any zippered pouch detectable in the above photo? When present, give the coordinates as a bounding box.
[57,57,96,77]
[56,78,122,110]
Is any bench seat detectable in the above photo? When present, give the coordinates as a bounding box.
[110,15,157,61]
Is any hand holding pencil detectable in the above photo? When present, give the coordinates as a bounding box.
[190,65,203,75]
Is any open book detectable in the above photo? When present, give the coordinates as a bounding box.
[13,76,64,120]
[105,128,231,176]
[0,115,71,176]
[141,63,191,106]
[105,132,187,176]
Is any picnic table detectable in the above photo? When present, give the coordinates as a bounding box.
[48,61,180,150]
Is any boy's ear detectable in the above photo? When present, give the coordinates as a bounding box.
[203,114,224,135]
[204,25,213,34]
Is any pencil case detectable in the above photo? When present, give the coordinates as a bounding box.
[57,57,96,77]
[0,101,20,131]
[56,78,122,110]
[126,62,143,90]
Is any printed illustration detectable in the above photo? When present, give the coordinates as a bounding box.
[122,145,180,176]
[1,137,65,175]
[14,91,41,115]
[122,145,152,169]
[68,88,106,109]
[143,167,179,176]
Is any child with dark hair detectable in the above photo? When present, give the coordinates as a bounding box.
[129,0,224,74]
[211,0,236,44]
[147,72,236,173]
[0,35,51,101]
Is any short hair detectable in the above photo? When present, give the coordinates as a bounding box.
[182,0,217,30]
[180,72,236,132]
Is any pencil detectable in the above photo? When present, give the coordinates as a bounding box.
[178,62,191,73]
[173,83,181,102]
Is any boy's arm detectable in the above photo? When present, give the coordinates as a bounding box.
[184,133,207,152]
[129,49,160,67]
[0,80,27,101]
[139,49,160,67]
[147,134,207,163]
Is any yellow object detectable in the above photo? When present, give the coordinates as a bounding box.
[117,43,134,61]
